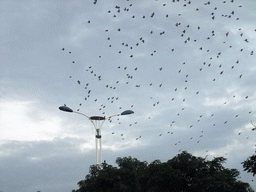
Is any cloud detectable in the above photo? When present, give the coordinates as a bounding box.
[1,0,256,191]
[0,98,63,141]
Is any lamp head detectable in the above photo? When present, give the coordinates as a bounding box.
[121,110,134,115]
[59,106,73,112]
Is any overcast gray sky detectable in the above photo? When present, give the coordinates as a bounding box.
[1,0,256,191]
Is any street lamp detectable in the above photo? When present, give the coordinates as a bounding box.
[59,105,134,165]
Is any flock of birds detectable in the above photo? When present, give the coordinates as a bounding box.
[61,0,255,159]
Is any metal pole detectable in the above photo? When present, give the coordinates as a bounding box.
[100,132,102,164]
[95,135,98,164]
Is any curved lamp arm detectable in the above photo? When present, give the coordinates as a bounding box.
[73,111,90,119]
[106,114,120,119]
[59,106,134,129]
[106,110,134,119]
[59,105,95,126]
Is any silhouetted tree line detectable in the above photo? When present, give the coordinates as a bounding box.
[75,151,254,192]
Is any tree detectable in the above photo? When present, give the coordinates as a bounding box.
[77,163,122,192]
[241,121,256,177]
[76,151,254,192]
[242,153,256,176]
[115,156,148,192]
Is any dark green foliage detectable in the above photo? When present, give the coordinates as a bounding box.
[242,154,256,176]
[76,151,253,192]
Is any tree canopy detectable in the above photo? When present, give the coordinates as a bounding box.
[242,153,256,176]
[76,151,254,192]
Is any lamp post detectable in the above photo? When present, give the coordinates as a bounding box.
[59,105,134,165]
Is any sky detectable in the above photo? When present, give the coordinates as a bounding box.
[1,0,256,191]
